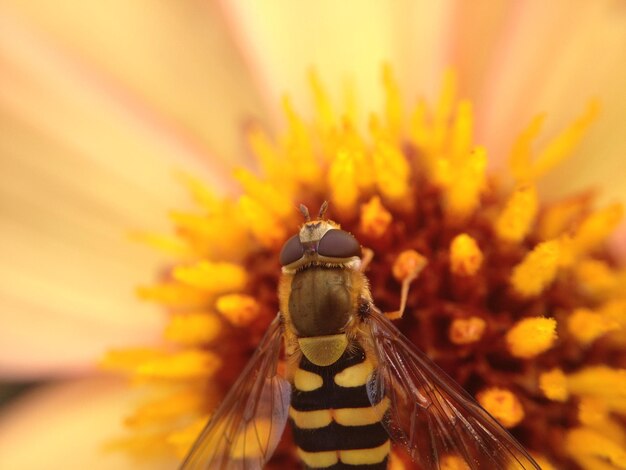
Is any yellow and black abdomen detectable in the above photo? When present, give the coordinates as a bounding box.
[289,344,390,469]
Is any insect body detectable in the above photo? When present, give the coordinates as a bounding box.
[180,206,540,470]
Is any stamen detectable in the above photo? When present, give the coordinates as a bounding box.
[530,100,599,180]
[102,349,221,380]
[599,300,626,332]
[168,418,210,458]
[125,389,207,427]
[165,312,222,345]
[571,203,623,257]
[215,294,261,327]
[567,366,626,413]
[566,427,626,469]
[449,317,486,345]
[449,100,473,160]
[169,211,247,259]
[173,261,247,293]
[433,69,457,152]
[574,259,620,299]
[135,350,221,380]
[308,68,335,132]
[531,456,557,470]
[409,98,428,152]
[136,283,209,308]
[510,238,564,297]
[233,168,294,220]
[449,234,483,276]
[578,397,609,427]
[506,317,557,358]
[494,184,538,243]
[359,196,392,238]
[443,146,487,218]
[537,193,591,241]
[440,455,471,470]
[371,135,411,207]
[130,231,193,257]
[476,387,525,428]
[539,368,569,402]
[282,96,322,185]
[509,114,545,182]
[237,194,287,248]
[175,171,222,212]
[382,63,402,139]
[567,308,619,345]
[246,124,295,193]
[328,149,359,214]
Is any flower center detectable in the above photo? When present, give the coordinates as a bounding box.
[104,67,625,469]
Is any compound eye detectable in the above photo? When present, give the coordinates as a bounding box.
[279,234,304,266]
[317,229,361,258]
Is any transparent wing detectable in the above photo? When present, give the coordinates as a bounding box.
[180,313,291,470]
[366,307,540,470]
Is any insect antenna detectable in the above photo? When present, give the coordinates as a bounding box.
[318,201,329,219]
[299,204,311,221]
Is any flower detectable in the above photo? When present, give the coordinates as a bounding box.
[1,1,626,469]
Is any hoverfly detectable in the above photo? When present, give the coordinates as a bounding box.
[180,203,540,470]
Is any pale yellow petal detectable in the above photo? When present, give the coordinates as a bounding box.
[473,0,626,191]
[0,377,178,469]
[222,0,452,125]
[1,0,268,166]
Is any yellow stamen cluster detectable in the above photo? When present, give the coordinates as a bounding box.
[108,68,625,468]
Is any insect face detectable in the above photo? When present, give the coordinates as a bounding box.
[279,220,362,272]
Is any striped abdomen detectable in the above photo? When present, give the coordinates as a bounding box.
[289,344,390,469]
